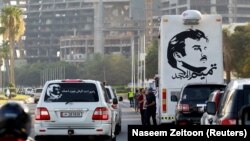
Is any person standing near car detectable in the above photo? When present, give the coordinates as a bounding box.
[128,90,134,107]
[0,102,35,141]
[138,88,147,125]
[146,88,157,125]
[134,89,140,112]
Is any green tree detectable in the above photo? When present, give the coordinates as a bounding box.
[146,39,158,78]
[0,6,25,87]
[15,61,81,87]
[223,28,233,83]
[82,54,131,85]
[230,24,250,77]
[104,54,131,85]
[82,54,105,81]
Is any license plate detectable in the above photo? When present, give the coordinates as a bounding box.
[61,111,82,117]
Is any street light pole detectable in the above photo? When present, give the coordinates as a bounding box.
[131,37,134,92]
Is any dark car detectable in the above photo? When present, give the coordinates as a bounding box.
[207,79,250,125]
[171,83,226,125]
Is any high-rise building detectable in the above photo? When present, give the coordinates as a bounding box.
[25,0,142,63]
[25,0,95,63]
[23,0,161,63]
[161,0,250,24]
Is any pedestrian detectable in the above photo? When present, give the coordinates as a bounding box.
[138,88,147,125]
[6,88,10,99]
[0,102,35,141]
[134,89,140,112]
[128,90,134,107]
[146,88,157,125]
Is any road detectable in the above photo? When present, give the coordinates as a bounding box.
[27,99,141,141]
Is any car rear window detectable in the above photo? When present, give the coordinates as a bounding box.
[44,83,99,102]
[182,85,225,101]
[36,89,43,93]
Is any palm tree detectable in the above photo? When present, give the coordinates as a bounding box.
[0,41,9,88]
[0,6,25,87]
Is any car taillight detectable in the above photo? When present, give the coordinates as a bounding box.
[177,104,189,112]
[35,107,50,120]
[220,118,236,125]
[92,107,109,120]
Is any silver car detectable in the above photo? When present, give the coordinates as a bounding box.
[34,79,117,141]
[105,85,122,135]
[33,88,43,103]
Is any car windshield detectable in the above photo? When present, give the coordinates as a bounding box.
[44,83,99,102]
[182,85,225,101]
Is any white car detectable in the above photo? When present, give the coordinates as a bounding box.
[34,79,117,141]
[24,88,34,96]
[33,88,43,103]
[105,85,122,135]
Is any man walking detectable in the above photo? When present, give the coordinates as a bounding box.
[128,90,134,107]
[146,88,157,125]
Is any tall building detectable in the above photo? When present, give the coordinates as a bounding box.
[24,0,161,64]
[161,0,250,24]
[25,0,95,63]
[60,0,134,63]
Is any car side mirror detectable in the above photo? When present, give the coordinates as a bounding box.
[113,98,118,104]
[171,95,178,102]
[206,102,216,115]
[119,96,123,101]
[203,106,207,112]
[203,101,208,112]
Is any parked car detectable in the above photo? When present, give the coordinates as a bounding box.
[33,88,43,103]
[24,88,34,96]
[34,79,117,141]
[105,85,122,135]
[207,78,250,125]
[200,90,224,125]
[171,83,226,125]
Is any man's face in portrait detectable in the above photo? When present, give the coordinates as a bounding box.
[174,38,208,68]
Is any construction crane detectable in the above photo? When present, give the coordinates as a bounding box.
[145,0,153,49]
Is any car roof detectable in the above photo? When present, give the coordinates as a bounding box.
[228,78,250,90]
[45,79,100,84]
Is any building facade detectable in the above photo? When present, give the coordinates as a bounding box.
[25,0,94,63]
[7,0,161,64]
[161,0,250,24]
